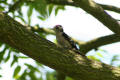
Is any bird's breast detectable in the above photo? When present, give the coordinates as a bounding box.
[56,33,71,48]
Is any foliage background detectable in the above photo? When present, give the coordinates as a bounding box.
[0,0,120,80]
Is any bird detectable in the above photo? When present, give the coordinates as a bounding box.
[53,25,84,56]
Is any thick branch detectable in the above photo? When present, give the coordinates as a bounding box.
[99,4,120,14]
[80,34,120,53]
[72,0,120,34]
[48,0,120,34]
[26,26,55,35]
[0,12,120,80]
[27,26,85,44]
[48,0,120,14]
[28,26,120,54]
[8,0,120,34]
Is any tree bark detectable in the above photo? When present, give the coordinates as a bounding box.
[0,12,120,80]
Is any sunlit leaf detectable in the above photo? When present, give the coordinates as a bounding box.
[18,56,29,59]
[13,66,21,78]
[99,49,107,53]
[96,52,103,57]
[54,39,57,44]
[87,56,100,61]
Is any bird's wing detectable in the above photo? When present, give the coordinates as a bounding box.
[62,32,78,50]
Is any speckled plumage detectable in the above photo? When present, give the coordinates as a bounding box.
[53,25,85,56]
[53,25,78,50]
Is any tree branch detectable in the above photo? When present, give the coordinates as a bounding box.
[48,0,120,34]
[57,72,66,80]
[26,26,120,54]
[28,26,120,54]
[0,12,120,80]
[79,34,120,53]
[98,4,120,14]
[48,0,120,14]
[7,0,120,35]
[26,25,85,44]
[26,26,55,35]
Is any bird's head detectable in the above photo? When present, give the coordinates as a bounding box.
[53,25,63,32]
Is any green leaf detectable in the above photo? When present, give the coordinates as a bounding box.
[4,50,11,62]
[48,4,54,16]
[55,6,65,16]
[38,16,46,21]
[9,47,19,53]
[0,51,4,63]
[27,5,33,25]
[39,77,44,80]
[110,55,120,65]
[0,46,7,63]
[0,6,4,11]
[87,56,100,61]
[99,49,107,53]
[18,56,29,59]
[20,69,27,80]
[0,0,7,4]
[96,52,103,57]
[54,39,57,44]
[15,16,26,24]
[36,61,43,67]
[33,0,47,17]
[66,76,73,80]
[28,71,37,80]
[11,55,18,67]
[111,55,119,62]
[25,63,40,72]
[17,8,23,17]
[46,72,56,80]
[13,66,21,78]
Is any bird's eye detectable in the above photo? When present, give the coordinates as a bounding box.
[56,27,59,29]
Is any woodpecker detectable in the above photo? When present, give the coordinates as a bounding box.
[53,25,84,56]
